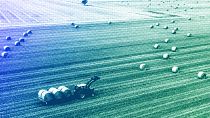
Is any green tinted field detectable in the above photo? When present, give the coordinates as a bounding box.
[1,0,210,118]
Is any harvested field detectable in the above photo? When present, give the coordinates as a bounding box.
[1,0,210,118]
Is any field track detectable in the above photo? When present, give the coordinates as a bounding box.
[1,0,210,118]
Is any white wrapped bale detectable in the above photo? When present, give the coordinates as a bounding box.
[171,20,175,23]
[150,25,154,29]
[154,44,160,49]
[38,89,54,103]
[58,86,72,98]
[187,33,192,37]
[171,30,176,34]
[23,32,28,37]
[174,27,179,31]
[15,41,21,46]
[139,64,146,70]
[156,23,160,26]
[1,52,8,58]
[172,66,179,73]
[6,36,11,40]
[164,26,168,29]
[19,38,25,42]
[164,38,169,43]
[163,53,169,59]
[27,30,32,34]
[197,71,207,79]
[74,25,79,28]
[48,87,63,100]
[171,46,177,52]
[3,46,10,51]
[38,90,45,98]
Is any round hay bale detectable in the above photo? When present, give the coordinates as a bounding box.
[48,87,63,100]
[23,32,28,37]
[6,36,11,40]
[150,25,154,29]
[75,25,79,28]
[1,52,8,58]
[27,30,32,34]
[15,41,21,46]
[163,53,169,59]
[187,33,192,37]
[172,66,179,73]
[197,71,207,79]
[71,23,75,26]
[58,86,72,98]
[19,38,25,42]
[171,46,177,52]
[164,26,168,29]
[139,63,146,70]
[3,46,10,51]
[164,38,169,43]
[171,20,175,23]
[174,27,179,31]
[171,30,176,34]
[38,89,54,103]
[154,44,160,49]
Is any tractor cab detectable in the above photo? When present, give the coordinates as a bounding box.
[74,76,100,99]
[76,83,87,88]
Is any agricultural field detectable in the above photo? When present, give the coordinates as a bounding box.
[1,0,210,118]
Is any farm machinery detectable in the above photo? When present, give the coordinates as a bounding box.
[38,76,100,104]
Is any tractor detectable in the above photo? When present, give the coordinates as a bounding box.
[38,76,100,104]
[74,76,100,99]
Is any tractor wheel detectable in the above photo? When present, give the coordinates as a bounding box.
[80,94,86,99]
[91,93,95,97]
